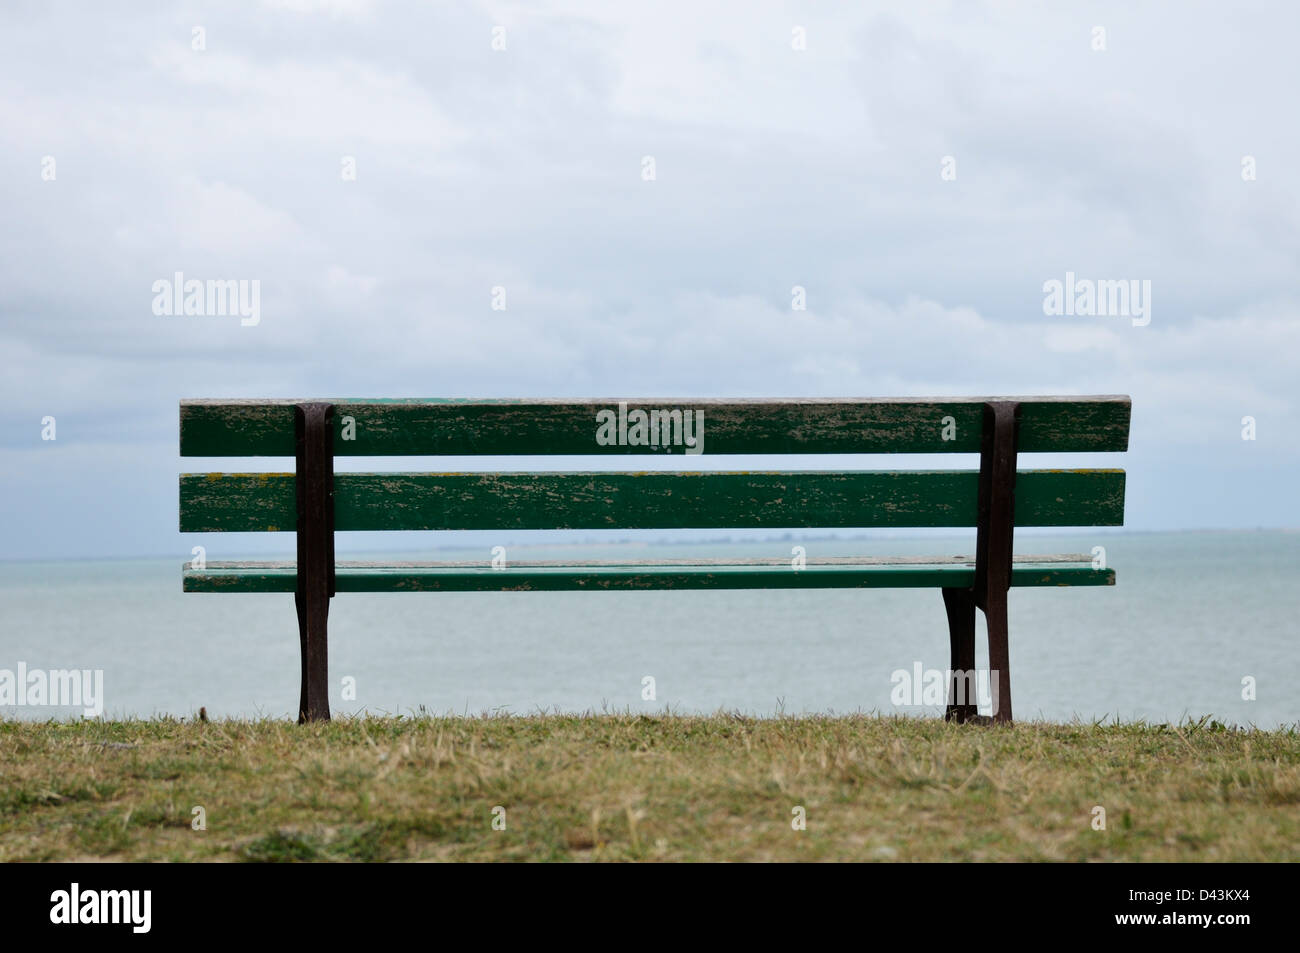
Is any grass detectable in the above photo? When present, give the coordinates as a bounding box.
[1,714,1297,862]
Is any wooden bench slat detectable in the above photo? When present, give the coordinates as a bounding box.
[183,557,1114,593]
[179,397,1131,456]
[179,468,1125,532]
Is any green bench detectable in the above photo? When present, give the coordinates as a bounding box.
[180,397,1130,724]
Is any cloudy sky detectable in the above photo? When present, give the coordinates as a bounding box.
[1,1,1297,559]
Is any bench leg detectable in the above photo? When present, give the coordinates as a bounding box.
[294,402,335,724]
[295,588,331,724]
[973,400,1018,726]
[942,588,978,723]
[983,590,1012,724]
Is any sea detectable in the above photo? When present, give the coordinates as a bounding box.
[0,531,1295,727]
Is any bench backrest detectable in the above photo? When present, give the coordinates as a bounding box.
[179,397,1129,535]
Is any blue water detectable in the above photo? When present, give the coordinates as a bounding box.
[0,531,1296,727]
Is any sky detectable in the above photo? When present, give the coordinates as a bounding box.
[1,0,1297,560]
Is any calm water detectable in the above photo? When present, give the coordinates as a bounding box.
[0,532,1296,727]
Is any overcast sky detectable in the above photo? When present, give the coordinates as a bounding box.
[1,1,1297,559]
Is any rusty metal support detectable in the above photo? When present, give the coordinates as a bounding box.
[942,587,977,723]
[974,401,1019,724]
[942,401,1020,724]
[295,402,335,723]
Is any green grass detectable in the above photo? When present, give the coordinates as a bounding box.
[1,714,1297,861]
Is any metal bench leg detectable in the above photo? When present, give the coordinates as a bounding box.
[973,401,1020,725]
[983,590,1012,724]
[295,403,336,724]
[295,587,330,723]
[942,587,977,723]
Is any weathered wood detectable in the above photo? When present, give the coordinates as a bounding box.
[195,553,1103,568]
[179,468,1126,532]
[183,558,1115,593]
[179,397,1131,456]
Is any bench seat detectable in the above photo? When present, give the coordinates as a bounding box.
[184,555,1113,593]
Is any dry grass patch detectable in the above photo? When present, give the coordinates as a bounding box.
[1,714,1296,862]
